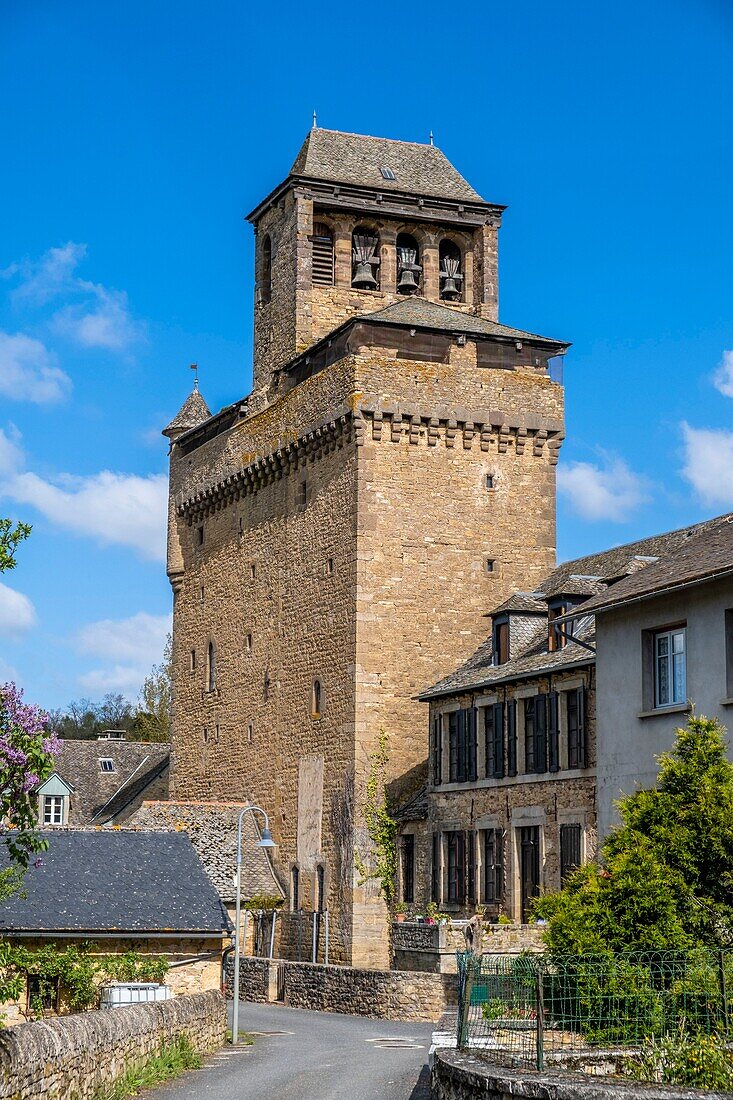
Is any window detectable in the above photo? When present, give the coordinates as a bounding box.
[291,865,300,911]
[547,692,559,772]
[467,832,476,905]
[43,795,63,825]
[203,727,209,743]
[445,831,466,905]
[484,702,505,779]
[316,864,327,912]
[560,824,582,881]
[297,479,307,509]
[250,562,257,580]
[26,975,59,1014]
[326,557,334,575]
[200,585,205,603]
[485,473,495,491]
[196,525,204,547]
[401,835,414,904]
[247,723,253,743]
[448,709,476,782]
[548,603,565,652]
[431,714,442,785]
[654,627,686,707]
[485,558,496,574]
[351,227,380,289]
[493,619,509,665]
[396,233,421,295]
[311,222,334,286]
[567,687,587,768]
[506,700,518,776]
[482,829,504,905]
[245,633,253,654]
[207,641,216,692]
[260,235,272,302]
[99,758,114,773]
[524,696,548,775]
[432,833,441,903]
[190,649,196,671]
[726,610,733,698]
[439,239,463,301]
[380,166,396,180]
[311,679,322,718]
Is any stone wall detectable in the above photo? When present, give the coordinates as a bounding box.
[431,1049,728,1100]
[0,989,225,1100]
[226,956,456,1022]
[392,922,545,973]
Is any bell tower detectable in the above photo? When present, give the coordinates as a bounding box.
[246,127,506,393]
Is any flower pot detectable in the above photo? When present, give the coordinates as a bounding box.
[395,913,406,923]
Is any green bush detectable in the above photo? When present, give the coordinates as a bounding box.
[626,1031,733,1090]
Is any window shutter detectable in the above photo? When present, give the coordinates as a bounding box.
[577,687,587,768]
[432,715,442,785]
[467,708,478,781]
[495,829,505,905]
[560,823,582,880]
[493,701,505,778]
[457,831,466,905]
[535,696,547,774]
[484,706,495,778]
[524,697,536,773]
[467,832,476,904]
[312,223,334,286]
[456,709,466,782]
[547,692,559,772]
[507,700,517,776]
[432,833,441,902]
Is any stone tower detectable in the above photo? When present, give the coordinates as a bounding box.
[165,127,568,967]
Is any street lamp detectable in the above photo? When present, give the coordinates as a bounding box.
[232,804,276,1045]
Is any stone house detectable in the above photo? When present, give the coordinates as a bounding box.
[34,735,169,827]
[577,513,733,838]
[0,830,230,1025]
[164,126,569,967]
[405,516,728,924]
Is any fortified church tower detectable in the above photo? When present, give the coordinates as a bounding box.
[164,127,568,967]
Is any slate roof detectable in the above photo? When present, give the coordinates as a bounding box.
[574,516,733,618]
[129,801,284,905]
[51,739,170,826]
[289,128,484,203]
[392,785,429,823]
[360,297,569,349]
[420,514,733,701]
[163,385,211,437]
[0,831,231,935]
[492,593,547,616]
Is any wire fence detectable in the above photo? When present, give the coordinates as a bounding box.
[456,949,733,1070]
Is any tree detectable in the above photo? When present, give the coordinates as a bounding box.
[132,634,172,742]
[0,518,31,574]
[534,714,733,953]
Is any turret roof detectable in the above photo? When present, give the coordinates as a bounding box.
[163,385,211,437]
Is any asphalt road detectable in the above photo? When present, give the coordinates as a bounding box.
[145,1001,433,1100]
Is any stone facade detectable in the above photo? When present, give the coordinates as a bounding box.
[167,129,567,969]
[392,921,545,974]
[0,989,225,1100]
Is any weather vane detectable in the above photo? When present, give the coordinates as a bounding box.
[190,363,199,389]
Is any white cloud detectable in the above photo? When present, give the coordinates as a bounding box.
[75,611,171,698]
[0,331,71,404]
[0,656,19,684]
[680,422,733,507]
[558,456,649,522]
[713,350,733,399]
[4,242,145,353]
[0,581,37,637]
[0,427,167,562]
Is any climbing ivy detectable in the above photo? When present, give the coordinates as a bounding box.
[354,730,398,910]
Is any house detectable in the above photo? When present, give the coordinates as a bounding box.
[406,515,729,923]
[164,126,570,967]
[0,830,231,1025]
[34,736,169,827]
[576,513,733,838]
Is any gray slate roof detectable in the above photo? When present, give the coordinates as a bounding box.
[129,801,284,905]
[574,515,733,618]
[492,593,547,616]
[290,128,484,203]
[163,385,211,436]
[360,297,569,348]
[51,739,170,826]
[0,831,231,934]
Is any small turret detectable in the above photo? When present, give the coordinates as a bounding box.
[163,380,211,442]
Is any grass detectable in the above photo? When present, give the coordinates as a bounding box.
[94,1035,201,1099]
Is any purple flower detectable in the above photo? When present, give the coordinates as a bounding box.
[33,857,43,869]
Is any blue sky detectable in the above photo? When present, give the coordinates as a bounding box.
[0,0,732,710]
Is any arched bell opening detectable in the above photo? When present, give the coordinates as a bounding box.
[439,239,463,301]
[352,226,380,289]
[396,233,422,296]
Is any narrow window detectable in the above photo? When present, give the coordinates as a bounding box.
[506,700,518,776]
[99,758,114,773]
[291,865,300,911]
[439,239,463,301]
[548,603,566,652]
[482,829,504,905]
[250,562,257,580]
[493,619,509,665]
[431,714,442,785]
[445,831,466,905]
[547,692,559,772]
[431,833,441,903]
[401,836,415,904]
[245,633,253,653]
[247,723,254,743]
[534,695,548,774]
[486,558,496,574]
[654,627,686,707]
[567,687,587,768]
[351,227,380,289]
[326,557,334,575]
[485,473,495,491]
[190,649,196,672]
[311,679,322,718]
[43,796,63,825]
[297,479,307,509]
[560,823,582,881]
[311,222,334,287]
[215,723,220,743]
[260,235,272,302]
[524,697,536,773]
[465,708,477,782]
[396,232,421,295]
[207,641,216,692]
[467,832,477,905]
[484,702,505,779]
[203,727,209,743]
[200,585,205,603]
[316,864,326,912]
[196,525,204,547]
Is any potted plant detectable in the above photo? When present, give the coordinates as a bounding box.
[393,902,408,923]
[425,902,439,925]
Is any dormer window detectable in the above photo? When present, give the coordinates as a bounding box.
[439,239,463,301]
[43,796,64,825]
[493,617,510,665]
[99,758,115,773]
[396,233,421,295]
[311,222,334,287]
[352,228,380,289]
[379,166,396,180]
[548,603,567,652]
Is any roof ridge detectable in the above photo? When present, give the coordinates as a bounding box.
[554,513,733,574]
[308,127,439,150]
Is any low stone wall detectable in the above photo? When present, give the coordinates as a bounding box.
[226,956,456,1022]
[393,922,545,974]
[0,989,226,1100]
[431,1049,733,1099]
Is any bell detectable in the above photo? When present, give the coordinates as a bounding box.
[397,267,419,292]
[352,261,377,289]
[441,275,460,300]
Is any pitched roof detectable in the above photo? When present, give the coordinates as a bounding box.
[50,739,170,826]
[163,385,211,437]
[0,831,231,935]
[492,593,547,616]
[360,297,568,348]
[290,128,484,203]
[574,516,733,617]
[129,801,284,905]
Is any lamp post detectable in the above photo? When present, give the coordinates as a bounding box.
[232,804,276,1045]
